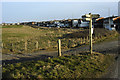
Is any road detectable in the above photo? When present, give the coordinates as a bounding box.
[2,38,119,79]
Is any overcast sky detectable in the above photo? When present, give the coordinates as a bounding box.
[1,1,119,23]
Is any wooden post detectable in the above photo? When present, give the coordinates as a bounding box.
[101,35,102,39]
[58,39,61,57]
[80,38,83,44]
[25,41,27,51]
[48,40,51,47]
[95,36,97,40]
[87,36,89,43]
[89,13,92,54]
[98,35,100,39]
[11,43,14,52]
[87,36,88,40]
[84,37,86,44]
[36,41,38,50]
[1,43,3,48]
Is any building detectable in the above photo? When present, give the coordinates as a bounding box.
[94,17,104,28]
[53,20,61,28]
[12,23,15,25]
[79,20,89,28]
[59,20,65,27]
[63,19,71,28]
[14,23,20,25]
[2,23,5,26]
[77,19,89,28]
[103,16,117,30]
[113,17,120,31]
[72,19,81,28]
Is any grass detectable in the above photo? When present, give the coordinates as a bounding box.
[2,25,119,54]
[2,52,115,79]
[1,25,23,28]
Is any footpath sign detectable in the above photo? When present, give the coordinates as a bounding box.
[83,13,93,54]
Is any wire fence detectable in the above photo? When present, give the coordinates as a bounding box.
[1,35,107,54]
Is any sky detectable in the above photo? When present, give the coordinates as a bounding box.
[1,0,120,2]
[118,2,120,16]
[1,1,119,23]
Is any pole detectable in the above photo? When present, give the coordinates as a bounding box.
[58,39,61,56]
[36,41,38,50]
[25,41,27,51]
[11,43,14,52]
[1,43,3,48]
[89,13,92,54]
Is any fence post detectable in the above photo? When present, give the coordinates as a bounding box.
[11,43,14,52]
[48,40,51,47]
[84,37,86,44]
[101,35,103,39]
[87,36,89,43]
[25,41,27,51]
[58,39,61,57]
[95,36,97,40]
[80,38,83,44]
[1,43,3,48]
[36,41,38,50]
[98,35,101,39]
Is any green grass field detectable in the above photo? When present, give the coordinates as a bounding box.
[2,52,115,79]
[2,25,119,54]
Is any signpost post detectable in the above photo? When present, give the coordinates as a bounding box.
[89,13,93,54]
[58,39,61,56]
[58,28,61,57]
[83,13,93,54]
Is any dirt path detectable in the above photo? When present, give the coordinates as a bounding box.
[2,39,119,79]
[2,39,118,63]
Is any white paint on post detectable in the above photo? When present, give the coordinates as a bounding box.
[91,27,93,34]
[85,18,91,21]
[85,14,91,18]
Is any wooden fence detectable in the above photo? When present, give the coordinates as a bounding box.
[2,35,106,54]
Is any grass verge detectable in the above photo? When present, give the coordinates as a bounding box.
[2,52,115,79]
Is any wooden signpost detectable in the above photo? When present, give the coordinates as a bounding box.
[83,13,93,54]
